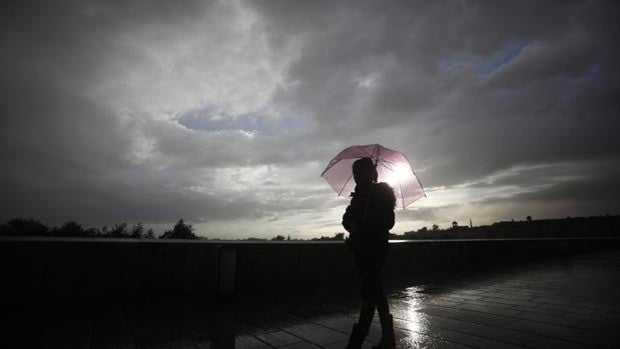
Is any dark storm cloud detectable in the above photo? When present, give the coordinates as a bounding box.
[250,0,620,186]
[1,0,619,235]
[0,0,263,226]
[483,160,620,204]
[471,160,620,222]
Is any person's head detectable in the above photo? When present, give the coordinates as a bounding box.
[352,157,378,185]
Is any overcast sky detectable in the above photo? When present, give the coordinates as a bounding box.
[1,0,619,238]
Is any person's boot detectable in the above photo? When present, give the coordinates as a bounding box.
[346,323,368,349]
[372,314,395,349]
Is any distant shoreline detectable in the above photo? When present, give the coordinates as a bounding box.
[1,214,618,241]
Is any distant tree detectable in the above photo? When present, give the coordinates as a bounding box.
[130,222,144,238]
[432,224,439,231]
[144,228,155,239]
[2,218,49,236]
[272,235,285,241]
[418,226,428,233]
[160,219,197,239]
[452,221,459,229]
[107,223,129,238]
[286,235,291,241]
[388,232,402,240]
[84,227,100,237]
[333,232,345,241]
[56,221,85,237]
[526,215,532,222]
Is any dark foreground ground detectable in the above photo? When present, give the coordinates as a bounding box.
[5,249,620,349]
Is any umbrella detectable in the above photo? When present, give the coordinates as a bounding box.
[321,144,426,208]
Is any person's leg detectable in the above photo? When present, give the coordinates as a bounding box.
[371,248,395,349]
[374,275,390,323]
[347,255,375,349]
[374,296,395,349]
[357,272,376,329]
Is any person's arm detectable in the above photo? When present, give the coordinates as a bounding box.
[374,183,396,231]
[343,194,365,234]
[342,204,356,233]
[385,209,395,231]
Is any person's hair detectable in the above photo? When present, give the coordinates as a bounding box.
[375,182,397,209]
[352,157,378,183]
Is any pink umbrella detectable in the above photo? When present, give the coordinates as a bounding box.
[321,144,426,208]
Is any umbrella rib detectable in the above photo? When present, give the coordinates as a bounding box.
[398,176,405,210]
[372,144,380,165]
[400,152,427,198]
[337,172,354,197]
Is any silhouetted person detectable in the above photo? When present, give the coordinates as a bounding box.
[343,157,396,349]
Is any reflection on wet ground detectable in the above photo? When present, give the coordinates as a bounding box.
[6,250,620,348]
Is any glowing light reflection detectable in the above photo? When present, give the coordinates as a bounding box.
[383,163,412,189]
[399,286,428,344]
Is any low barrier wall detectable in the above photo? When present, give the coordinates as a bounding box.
[1,237,618,304]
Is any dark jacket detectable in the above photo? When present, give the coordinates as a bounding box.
[342,182,395,254]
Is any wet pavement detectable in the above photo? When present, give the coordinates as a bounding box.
[6,249,620,348]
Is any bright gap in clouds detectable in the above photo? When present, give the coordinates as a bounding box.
[177,109,312,136]
[439,41,528,75]
[178,110,263,133]
[479,41,528,75]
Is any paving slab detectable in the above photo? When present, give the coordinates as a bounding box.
[4,249,620,348]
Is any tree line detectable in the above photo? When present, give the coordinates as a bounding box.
[269,232,345,241]
[2,215,617,241]
[0,218,198,239]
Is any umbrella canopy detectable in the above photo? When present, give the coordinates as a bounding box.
[321,144,426,208]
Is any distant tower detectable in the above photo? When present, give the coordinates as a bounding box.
[469,218,473,228]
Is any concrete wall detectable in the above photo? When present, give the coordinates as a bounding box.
[1,237,618,305]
